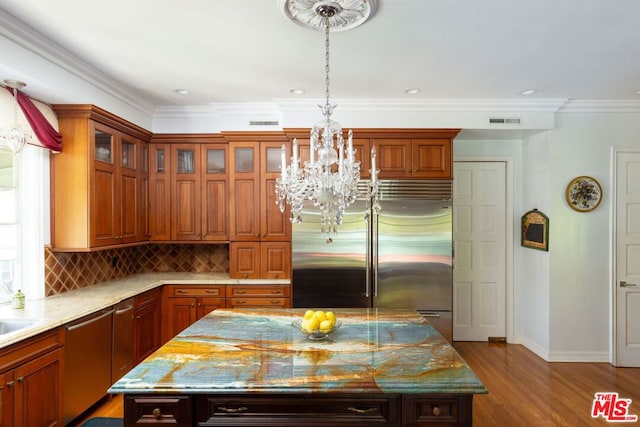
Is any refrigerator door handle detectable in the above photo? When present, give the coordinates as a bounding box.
[365,211,371,298]
[373,210,379,297]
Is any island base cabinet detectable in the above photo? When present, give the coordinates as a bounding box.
[124,395,192,426]
[195,394,401,426]
[123,393,475,427]
[403,395,473,426]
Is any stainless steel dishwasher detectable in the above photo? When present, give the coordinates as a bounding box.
[64,308,113,425]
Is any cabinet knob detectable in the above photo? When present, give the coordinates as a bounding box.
[16,377,24,383]
[152,408,162,419]
[6,381,14,387]
[243,274,248,278]
[432,406,442,416]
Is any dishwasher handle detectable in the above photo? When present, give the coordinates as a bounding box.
[66,309,114,332]
[114,304,134,315]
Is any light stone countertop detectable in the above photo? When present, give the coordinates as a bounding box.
[0,272,290,349]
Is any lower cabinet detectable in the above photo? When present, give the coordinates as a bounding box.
[122,393,473,426]
[134,289,162,364]
[162,284,291,342]
[163,285,225,342]
[226,284,290,308]
[0,329,64,427]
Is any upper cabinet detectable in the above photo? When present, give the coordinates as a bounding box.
[148,135,229,242]
[51,105,152,251]
[284,128,459,180]
[226,132,292,279]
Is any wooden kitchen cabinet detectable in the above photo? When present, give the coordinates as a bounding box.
[226,284,291,308]
[229,241,291,280]
[134,289,162,364]
[227,133,292,279]
[283,128,459,180]
[149,144,172,241]
[149,135,229,242]
[163,285,225,341]
[372,138,452,179]
[51,105,152,251]
[0,329,64,427]
[171,144,202,241]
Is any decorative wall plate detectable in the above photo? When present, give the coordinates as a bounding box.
[565,176,602,212]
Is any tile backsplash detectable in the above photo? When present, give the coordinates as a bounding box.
[45,244,229,296]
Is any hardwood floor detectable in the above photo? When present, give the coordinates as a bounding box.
[76,343,640,426]
[454,342,640,426]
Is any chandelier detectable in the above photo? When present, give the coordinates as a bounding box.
[0,80,30,154]
[276,2,380,236]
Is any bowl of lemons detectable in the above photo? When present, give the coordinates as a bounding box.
[293,310,342,340]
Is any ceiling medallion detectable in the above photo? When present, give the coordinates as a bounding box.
[281,0,377,32]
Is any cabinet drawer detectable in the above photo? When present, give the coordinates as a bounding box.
[226,285,290,298]
[125,395,191,427]
[196,394,400,426]
[228,297,288,308]
[134,288,161,307]
[403,394,472,426]
[171,286,224,297]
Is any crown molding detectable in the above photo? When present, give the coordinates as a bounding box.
[0,8,156,116]
[274,98,570,113]
[559,99,640,113]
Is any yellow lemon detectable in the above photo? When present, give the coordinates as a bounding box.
[325,311,336,322]
[306,317,320,332]
[300,319,311,333]
[319,319,333,333]
[313,311,327,322]
[303,310,315,320]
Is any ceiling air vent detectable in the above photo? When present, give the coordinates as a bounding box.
[249,120,279,126]
[488,117,522,125]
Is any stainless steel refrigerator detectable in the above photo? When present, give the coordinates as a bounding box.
[292,180,453,341]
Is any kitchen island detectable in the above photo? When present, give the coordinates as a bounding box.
[109,308,486,426]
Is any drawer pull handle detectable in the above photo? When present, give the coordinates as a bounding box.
[205,290,218,294]
[236,300,246,304]
[217,405,248,414]
[347,406,377,414]
[236,290,246,294]
[270,300,281,304]
[433,406,442,416]
[152,408,162,419]
[177,290,188,294]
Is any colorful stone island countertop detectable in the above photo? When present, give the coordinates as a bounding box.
[110,308,486,396]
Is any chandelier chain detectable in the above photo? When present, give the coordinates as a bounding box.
[324,18,331,108]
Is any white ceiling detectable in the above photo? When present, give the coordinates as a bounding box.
[1,0,640,117]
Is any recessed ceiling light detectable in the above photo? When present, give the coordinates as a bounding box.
[289,88,305,95]
[404,88,421,95]
[520,89,537,95]
[175,89,190,95]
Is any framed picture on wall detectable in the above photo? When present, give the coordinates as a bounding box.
[521,209,549,251]
[565,176,603,212]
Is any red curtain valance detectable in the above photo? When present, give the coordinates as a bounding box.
[4,86,62,152]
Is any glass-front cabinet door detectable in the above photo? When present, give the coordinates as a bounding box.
[171,144,201,240]
[94,129,113,164]
[91,124,119,246]
[230,142,259,241]
[149,144,172,241]
[202,145,228,241]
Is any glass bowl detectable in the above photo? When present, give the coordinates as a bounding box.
[292,319,342,340]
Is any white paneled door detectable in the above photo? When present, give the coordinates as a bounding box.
[453,161,506,341]
[615,150,640,367]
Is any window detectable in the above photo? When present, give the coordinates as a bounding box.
[0,146,47,304]
[0,149,18,303]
